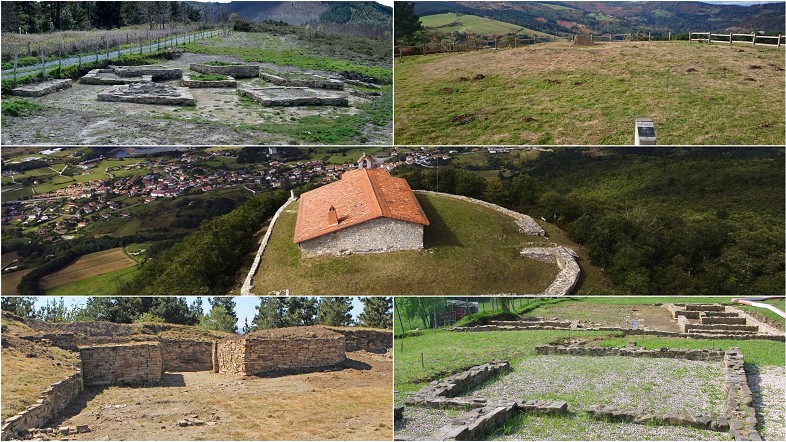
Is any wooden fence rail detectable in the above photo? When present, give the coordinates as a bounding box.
[689,32,784,48]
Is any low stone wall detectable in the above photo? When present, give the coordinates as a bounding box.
[1,372,83,440]
[414,191,545,236]
[584,404,729,432]
[724,348,761,441]
[535,344,726,361]
[80,342,162,386]
[80,69,151,85]
[520,246,580,296]
[215,337,246,375]
[260,72,344,89]
[406,360,510,405]
[190,63,259,78]
[323,327,392,352]
[160,339,214,372]
[97,83,195,106]
[110,65,182,79]
[181,74,237,88]
[11,79,73,97]
[241,194,297,295]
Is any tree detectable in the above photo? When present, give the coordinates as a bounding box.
[252,297,286,330]
[78,297,198,325]
[36,297,78,323]
[1,297,37,317]
[394,2,424,45]
[315,297,353,326]
[209,297,238,330]
[199,305,237,333]
[358,297,392,329]
[281,297,318,326]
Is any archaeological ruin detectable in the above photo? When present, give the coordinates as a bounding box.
[96,82,195,106]
[238,86,349,107]
[1,317,391,441]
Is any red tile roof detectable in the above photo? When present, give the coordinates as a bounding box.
[294,168,429,243]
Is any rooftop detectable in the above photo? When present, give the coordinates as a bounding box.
[293,168,429,244]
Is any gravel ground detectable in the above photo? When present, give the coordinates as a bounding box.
[470,355,725,415]
[494,414,730,441]
[395,407,457,440]
[749,365,786,440]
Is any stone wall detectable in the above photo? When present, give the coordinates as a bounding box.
[298,217,424,257]
[724,348,761,441]
[181,74,237,88]
[215,337,246,375]
[1,372,83,440]
[535,344,726,361]
[80,343,162,386]
[241,194,296,295]
[406,360,510,405]
[160,339,214,372]
[414,191,545,236]
[520,246,581,296]
[243,334,345,374]
[584,404,729,432]
[190,63,259,78]
[110,65,182,79]
[323,327,392,352]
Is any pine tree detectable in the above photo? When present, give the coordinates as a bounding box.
[358,297,392,329]
[1,296,37,317]
[252,297,286,330]
[281,297,318,326]
[199,305,237,333]
[315,297,353,326]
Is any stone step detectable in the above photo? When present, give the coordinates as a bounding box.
[702,311,740,318]
[685,304,726,312]
[686,324,759,333]
[700,316,747,326]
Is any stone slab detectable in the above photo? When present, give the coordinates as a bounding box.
[190,63,259,78]
[181,74,237,88]
[97,82,195,106]
[11,79,73,97]
[238,86,348,107]
[109,65,182,80]
[80,69,152,85]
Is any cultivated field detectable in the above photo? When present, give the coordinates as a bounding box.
[421,13,551,37]
[252,193,558,295]
[49,351,391,440]
[1,269,33,295]
[394,41,785,145]
[38,248,136,292]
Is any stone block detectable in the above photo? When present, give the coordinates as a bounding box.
[190,63,259,78]
[238,86,348,107]
[11,79,73,97]
[97,82,195,106]
[181,74,237,88]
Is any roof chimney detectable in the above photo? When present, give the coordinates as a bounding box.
[328,205,338,226]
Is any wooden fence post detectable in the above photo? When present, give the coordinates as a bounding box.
[40,47,45,79]
[778,34,782,49]
[668,31,671,41]
[729,33,733,45]
[648,32,651,41]
[752,33,756,46]
[13,53,17,86]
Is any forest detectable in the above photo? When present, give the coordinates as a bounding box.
[394,148,785,295]
[1,296,393,333]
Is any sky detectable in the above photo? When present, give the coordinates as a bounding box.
[32,296,365,333]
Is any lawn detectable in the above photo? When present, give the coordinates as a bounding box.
[394,41,785,145]
[253,192,559,295]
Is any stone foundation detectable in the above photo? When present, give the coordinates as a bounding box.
[520,246,581,296]
[109,65,182,80]
[216,326,346,376]
[11,79,73,97]
[80,342,162,386]
[0,372,83,440]
[260,72,344,90]
[406,360,510,405]
[181,74,237,88]
[584,404,729,432]
[189,63,259,78]
[299,218,424,257]
[724,348,762,441]
[97,82,195,106]
[238,86,348,107]
[80,69,152,85]
[535,343,726,361]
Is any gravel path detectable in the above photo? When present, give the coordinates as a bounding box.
[470,355,725,415]
[749,365,786,440]
[395,407,458,440]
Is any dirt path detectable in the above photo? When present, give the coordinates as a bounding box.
[47,351,391,440]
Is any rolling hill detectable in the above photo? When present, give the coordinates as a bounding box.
[201,1,392,28]
[421,13,553,37]
[413,1,785,35]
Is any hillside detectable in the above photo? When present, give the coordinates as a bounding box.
[413,1,785,35]
[421,13,553,37]
[207,1,392,28]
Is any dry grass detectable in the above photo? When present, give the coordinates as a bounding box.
[1,345,80,420]
[253,193,558,295]
[395,41,785,145]
[38,248,136,290]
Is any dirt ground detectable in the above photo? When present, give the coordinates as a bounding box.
[527,302,682,332]
[3,53,389,145]
[44,351,392,441]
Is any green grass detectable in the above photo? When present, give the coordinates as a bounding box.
[255,192,558,295]
[44,266,138,296]
[394,329,612,395]
[598,336,785,366]
[183,32,391,83]
[204,61,242,66]
[394,41,785,145]
[421,13,552,37]
[1,98,44,117]
[189,73,229,81]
